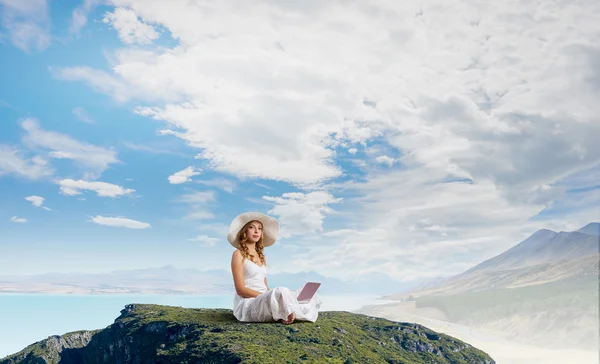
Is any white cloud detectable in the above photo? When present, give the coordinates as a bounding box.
[58,179,135,197]
[72,107,95,123]
[23,195,52,210]
[312,165,598,280]
[57,0,600,188]
[69,0,102,35]
[255,182,272,190]
[0,99,17,110]
[88,215,150,229]
[21,119,119,180]
[55,0,600,280]
[123,142,189,157]
[53,67,138,104]
[174,190,216,204]
[10,216,27,223]
[184,211,214,220]
[322,229,359,237]
[0,144,53,180]
[375,155,395,167]
[264,191,342,238]
[0,0,51,53]
[409,218,457,237]
[195,222,230,236]
[24,195,44,207]
[168,166,201,184]
[198,178,236,193]
[189,234,220,247]
[57,1,403,186]
[348,148,357,155]
[174,190,216,220]
[103,7,159,44]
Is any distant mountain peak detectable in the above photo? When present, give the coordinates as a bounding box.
[529,228,557,238]
[578,222,600,236]
[388,222,599,300]
[460,224,597,275]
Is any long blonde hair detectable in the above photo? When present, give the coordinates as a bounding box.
[237,220,269,267]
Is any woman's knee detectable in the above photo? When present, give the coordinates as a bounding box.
[272,286,292,296]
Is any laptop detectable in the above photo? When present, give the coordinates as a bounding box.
[297,282,321,303]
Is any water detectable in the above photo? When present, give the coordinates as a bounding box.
[0,293,394,358]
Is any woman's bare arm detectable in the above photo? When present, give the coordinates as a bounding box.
[231,250,264,298]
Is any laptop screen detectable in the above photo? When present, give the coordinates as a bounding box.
[297,282,321,302]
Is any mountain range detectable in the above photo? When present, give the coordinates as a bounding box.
[364,222,599,351]
[0,265,417,296]
[385,222,599,298]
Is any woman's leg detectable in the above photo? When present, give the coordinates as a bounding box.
[240,291,276,323]
[270,287,300,323]
[278,292,295,324]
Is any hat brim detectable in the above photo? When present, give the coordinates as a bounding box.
[227,212,279,249]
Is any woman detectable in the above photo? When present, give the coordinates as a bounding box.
[229,212,322,324]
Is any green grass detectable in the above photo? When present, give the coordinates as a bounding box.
[2,304,496,364]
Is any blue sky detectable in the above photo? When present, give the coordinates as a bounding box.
[1,0,598,280]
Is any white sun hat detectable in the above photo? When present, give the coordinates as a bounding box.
[227,212,279,249]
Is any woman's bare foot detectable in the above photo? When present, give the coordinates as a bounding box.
[279,313,295,325]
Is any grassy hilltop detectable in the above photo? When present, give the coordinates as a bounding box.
[2,304,495,364]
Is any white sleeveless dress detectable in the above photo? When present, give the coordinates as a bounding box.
[233,258,323,322]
